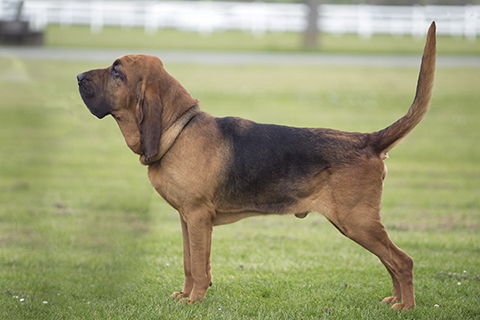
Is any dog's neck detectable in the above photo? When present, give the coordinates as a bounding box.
[139,105,201,165]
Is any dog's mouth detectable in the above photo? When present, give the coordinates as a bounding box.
[82,97,111,119]
[77,74,111,119]
[78,84,94,100]
[77,73,94,99]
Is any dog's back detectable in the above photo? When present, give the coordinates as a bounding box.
[215,117,370,213]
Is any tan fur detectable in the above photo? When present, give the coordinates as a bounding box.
[78,22,436,310]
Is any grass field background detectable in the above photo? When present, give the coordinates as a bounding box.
[1,28,480,319]
[45,25,480,55]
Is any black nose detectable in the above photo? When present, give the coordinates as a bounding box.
[77,73,85,85]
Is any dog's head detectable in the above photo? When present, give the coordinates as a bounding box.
[77,55,198,162]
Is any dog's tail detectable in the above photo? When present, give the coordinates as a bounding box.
[370,22,436,158]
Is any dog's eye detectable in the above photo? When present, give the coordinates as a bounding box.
[112,67,121,78]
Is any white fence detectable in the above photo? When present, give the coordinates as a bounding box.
[2,1,479,39]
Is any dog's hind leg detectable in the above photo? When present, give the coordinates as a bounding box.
[380,260,402,305]
[327,207,415,310]
[323,164,415,310]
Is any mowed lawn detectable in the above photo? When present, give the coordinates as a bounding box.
[0,54,479,319]
[45,24,480,55]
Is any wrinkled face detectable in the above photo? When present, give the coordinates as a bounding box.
[77,55,165,157]
[77,55,153,119]
[77,54,198,162]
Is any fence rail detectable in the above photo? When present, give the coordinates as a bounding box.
[1,1,478,39]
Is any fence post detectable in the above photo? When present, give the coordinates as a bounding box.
[357,4,372,39]
[91,1,103,33]
[145,3,158,34]
[31,7,47,31]
[60,1,72,28]
[411,5,426,39]
[465,5,477,41]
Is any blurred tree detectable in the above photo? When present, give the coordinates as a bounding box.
[303,0,321,49]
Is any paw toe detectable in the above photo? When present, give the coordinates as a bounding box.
[382,296,399,304]
[392,303,415,310]
[171,291,188,299]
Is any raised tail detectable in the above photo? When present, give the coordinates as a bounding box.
[371,22,436,158]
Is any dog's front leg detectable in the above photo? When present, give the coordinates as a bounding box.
[171,215,194,299]
[173,209,214,304]
[186,209,214,304]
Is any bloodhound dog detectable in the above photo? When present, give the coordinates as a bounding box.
[77,22,436,310]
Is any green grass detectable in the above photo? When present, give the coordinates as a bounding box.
[45,24,480,55]
[1,56,479,319]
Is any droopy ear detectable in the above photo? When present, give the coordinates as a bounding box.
[137,82,162,163]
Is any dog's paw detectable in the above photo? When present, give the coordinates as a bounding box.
[177,297,191,305]
[382,296,399,304]
[175,296,200,305]
[171,291,189,299]
[392,302,415,310]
